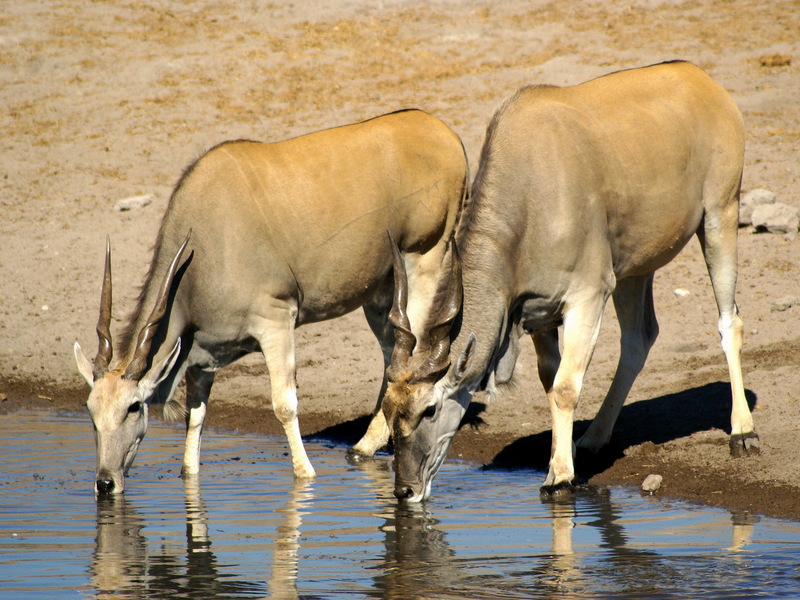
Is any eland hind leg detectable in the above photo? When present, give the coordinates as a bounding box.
[253,305,316,479]
[577,274,659,454]
[350,243,455,459]
[698,203,758,456]
[349,275,394,460]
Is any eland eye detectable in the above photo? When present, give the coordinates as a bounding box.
[127,401,142,415]
[421,404,437,419]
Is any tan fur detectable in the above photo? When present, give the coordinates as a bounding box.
[77,109,469,493]
[386,62,756,502]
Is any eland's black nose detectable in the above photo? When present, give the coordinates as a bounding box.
[394,486,414,500]
[96,478,115,494]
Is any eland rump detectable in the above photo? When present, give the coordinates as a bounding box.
[74,109,468,495]
[382,61,758,503]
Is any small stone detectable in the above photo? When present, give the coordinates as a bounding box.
[114,194,153,212]
[673,288,690,298]
[751,202,800,234]
[759,53,792,67]
[641,474,663,493]
[739,188,776,226]
[771,296,797,312]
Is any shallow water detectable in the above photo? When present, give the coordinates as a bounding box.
[1,411,799,599]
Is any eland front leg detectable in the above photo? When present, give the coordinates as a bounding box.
[181,367,214,477]
[541,292,609,496]
[349,279,394,460]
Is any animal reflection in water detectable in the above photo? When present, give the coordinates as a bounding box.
[91,479,313,600]
[375,483,761,599]
[89,464,759,599]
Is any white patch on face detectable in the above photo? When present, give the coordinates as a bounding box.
[89,377,150,494]
[412,396,465,501]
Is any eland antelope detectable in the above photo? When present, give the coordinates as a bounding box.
[74,109,468,495]
[382,61,758,503]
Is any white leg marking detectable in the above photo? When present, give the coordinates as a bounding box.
[182,368,213,476]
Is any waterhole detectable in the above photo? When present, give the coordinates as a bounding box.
[1,410,798,599]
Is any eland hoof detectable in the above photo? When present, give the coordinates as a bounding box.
[730,431,760,457]
[540,479,576,500]
[345,447,371,465]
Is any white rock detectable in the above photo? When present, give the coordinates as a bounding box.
[751,202,800,234]
[743,188,777,206]
[771,296,797,312]
[739,188,776,226]
[641,473,663,493]
[114,194,153,212]
[673,288,691,298]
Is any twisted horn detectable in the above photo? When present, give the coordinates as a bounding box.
[387,231,416,368]
[124,233,191,380]
[93,237,114,380]
[418,235,462,380]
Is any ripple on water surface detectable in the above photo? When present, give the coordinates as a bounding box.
[1,410,799,599]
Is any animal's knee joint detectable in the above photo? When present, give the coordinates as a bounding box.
[551,382,579,410]
[274,404,297,424]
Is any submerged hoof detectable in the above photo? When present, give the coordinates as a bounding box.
[540,480,576,501]
[345,447,371,465]
[729,431,761,457]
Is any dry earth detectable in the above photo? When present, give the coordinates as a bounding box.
[2,0,799,519]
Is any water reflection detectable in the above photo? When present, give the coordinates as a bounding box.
[377,506,456,599]
[84,476,780,600]
[729,509,759,552]
[6,412,795,599]
[355,457,456,598]
[92,479,272,599]
[567,488,665,597]
[371,480,761,600]
[543,498,580,596]
[268,481,314,600]
[92,477,320,599]
[93,495,148,597]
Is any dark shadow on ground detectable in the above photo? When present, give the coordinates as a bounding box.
[308,414,374,447]
[308,402,488,448]
[486,382,758,479]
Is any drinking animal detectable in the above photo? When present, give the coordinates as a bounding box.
[382,62,757,502]
[74,109,468,494]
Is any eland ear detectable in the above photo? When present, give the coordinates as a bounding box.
[74,342,95,388]
[137,339,182,397]
[453,333,477,383]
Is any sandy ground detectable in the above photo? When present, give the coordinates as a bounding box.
[2,0,799,519]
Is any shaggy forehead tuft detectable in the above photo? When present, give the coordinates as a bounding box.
[383,374,415,409]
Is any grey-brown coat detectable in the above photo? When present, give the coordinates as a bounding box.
[384,62,757,502]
